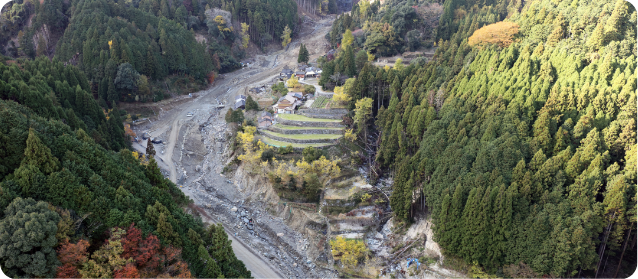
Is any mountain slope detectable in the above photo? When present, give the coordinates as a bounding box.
[0,59,250,278]
[330,0,637,276]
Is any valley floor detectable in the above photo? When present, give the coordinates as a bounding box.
[129,15,339,278]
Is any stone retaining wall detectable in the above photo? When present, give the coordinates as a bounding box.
[277,118,344,128]
[261,141,333,151]
[299,113,342,120]
[266,126,343,135]
[260,131,341,144]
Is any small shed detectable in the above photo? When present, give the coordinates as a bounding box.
[234,99,246,110]
[258,111,274,127]
[260,111,274,121]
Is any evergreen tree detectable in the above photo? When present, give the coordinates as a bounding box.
[298,43,309,64]
[36,35,47,57]
[157,213,181,246]
[146,138,156,157]
[0,197,60,278]
[21,128,59,175]
[245,95,259,111]
[344,46,356,77]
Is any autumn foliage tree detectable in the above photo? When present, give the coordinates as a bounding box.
[56,239,90,278]
[55,224,192,278]
[468,21,520,48]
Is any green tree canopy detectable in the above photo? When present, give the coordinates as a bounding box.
[0,197,60,278]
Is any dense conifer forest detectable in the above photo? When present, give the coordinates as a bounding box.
[0,59,251,279]
[0,0,297,103]
[0,42,250,279]
[330,0,637,276]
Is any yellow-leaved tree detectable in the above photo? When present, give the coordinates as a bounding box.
[281,25,292,48]
[359,0,370,18]
[394,58,404,71]
[344,129,356,142]
[295,156,341,183]
[214,15,232,32]
[333,86,350,103]
[237,126,267,172]
[287,75,299,88]
[367,51,375,62]
[240,23,250,49]
[341,29,354,50]
[330,236,368,268]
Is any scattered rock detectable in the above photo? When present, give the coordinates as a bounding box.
[277,233,284,237]
[231,207,238,212]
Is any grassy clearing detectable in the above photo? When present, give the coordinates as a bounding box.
[262,130,342,140]
[278,113,342,122]
[256,136,333,148]
[273,124,343,130]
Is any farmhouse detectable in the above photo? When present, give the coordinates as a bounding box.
[272,93,303,114]
[280,69,293,78]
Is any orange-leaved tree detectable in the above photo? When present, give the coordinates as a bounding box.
[468,21,520,48]
[56,239,90,278]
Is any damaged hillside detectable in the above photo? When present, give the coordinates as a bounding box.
[220,107,457,278]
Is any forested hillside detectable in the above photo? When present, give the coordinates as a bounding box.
[327,0,442,56]
[0,61,251,277]
[1,0,298,103]
[333,0,637,276]
[0,57,127,153]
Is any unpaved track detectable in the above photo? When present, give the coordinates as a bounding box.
[228,227,284,278]
[165,117,181,182]
[191,195,285,279]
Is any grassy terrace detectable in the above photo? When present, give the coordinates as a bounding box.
[262,130,342,140]
[256,136,333,148]
[272,124,343,130]
[277,113,342,122]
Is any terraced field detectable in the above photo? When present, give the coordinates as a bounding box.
[262,130,342,140]
[277,113,341,122]
[259,111,346,148]
[272,124,342,130]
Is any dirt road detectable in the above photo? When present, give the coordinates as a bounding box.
[229,234,284,278]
